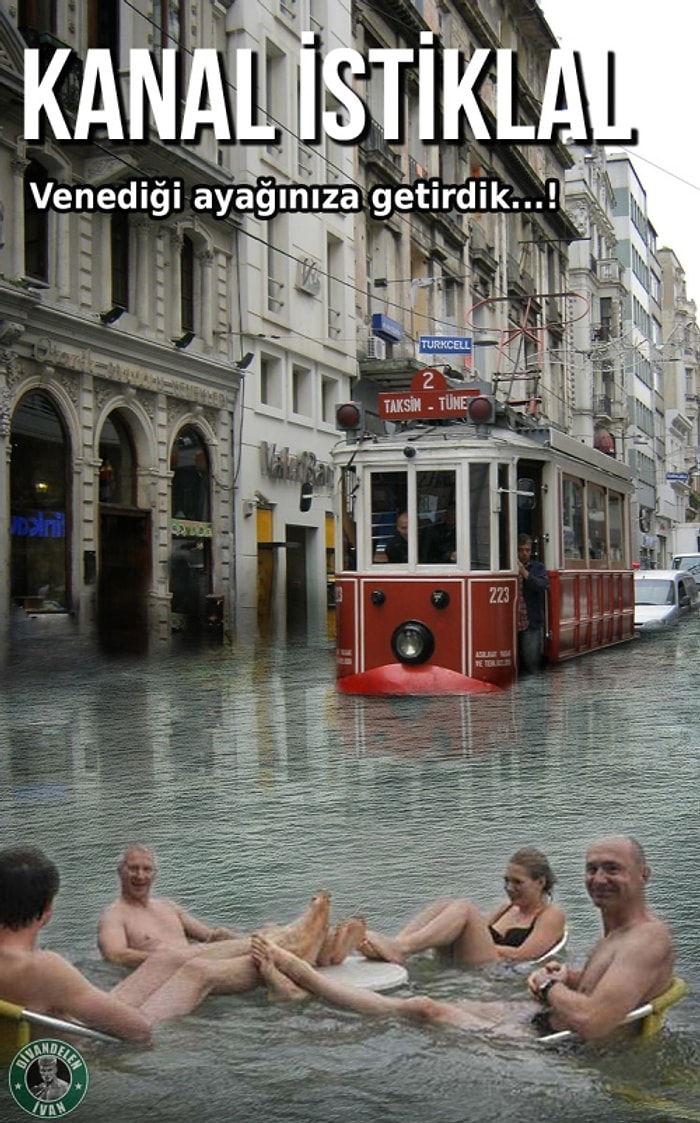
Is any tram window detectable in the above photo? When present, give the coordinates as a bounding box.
[370,471,408,563]
[587,484,607,566]
[608,492,625,566]
[516,478,536,510]
[416,470,456,564]
[498,464,510,570]
[562,477,585,564]
[340,468,357,570]
[470,463,490,570]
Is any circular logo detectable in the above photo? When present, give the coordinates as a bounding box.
[8,1038,89,1117]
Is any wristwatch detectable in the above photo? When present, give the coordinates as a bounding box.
[537,978,559,1006]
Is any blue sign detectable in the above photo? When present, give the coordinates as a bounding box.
[371,313,403,343]
[666,472,690,483]
[419,335,473,355]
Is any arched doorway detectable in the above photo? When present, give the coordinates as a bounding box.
[10,391,70,615]
[170,425,213,635]
[97,410,151,653]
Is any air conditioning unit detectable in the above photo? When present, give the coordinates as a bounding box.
[366,336,386,360]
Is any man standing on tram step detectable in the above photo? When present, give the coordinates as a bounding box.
[517,533,549,673]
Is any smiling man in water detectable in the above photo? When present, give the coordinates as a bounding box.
[250,836,676,1043]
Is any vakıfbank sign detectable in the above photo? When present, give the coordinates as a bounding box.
[259,443,334,489]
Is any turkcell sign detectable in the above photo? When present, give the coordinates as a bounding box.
[419,335,473,355]
[666,472,690,482]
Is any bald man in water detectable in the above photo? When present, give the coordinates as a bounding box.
[98,844,364,986]
[251,836,675,1043]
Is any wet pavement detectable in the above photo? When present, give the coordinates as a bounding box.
[1,624,699,1122]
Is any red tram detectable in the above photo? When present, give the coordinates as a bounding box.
[332,370,635,695]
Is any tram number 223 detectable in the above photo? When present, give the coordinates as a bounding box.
[489,585,510,604]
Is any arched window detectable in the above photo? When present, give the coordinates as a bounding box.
[98,412,136,505]
[10,391,69,611]
[24,161,49,282]
[171,426,209,521]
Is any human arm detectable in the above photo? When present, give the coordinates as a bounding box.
[172,902,238,943]
[523,560,549,591]
[529,925,672,1041]
[493,904,567,964]
[38,952,151,1043]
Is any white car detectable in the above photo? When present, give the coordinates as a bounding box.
[634,569,700,632]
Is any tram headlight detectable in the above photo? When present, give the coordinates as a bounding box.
[391,620,435,665]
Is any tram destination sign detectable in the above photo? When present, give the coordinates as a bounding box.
[378,368,482,420]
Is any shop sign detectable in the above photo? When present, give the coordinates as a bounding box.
[171,519,213,538]
[259,443,334,488]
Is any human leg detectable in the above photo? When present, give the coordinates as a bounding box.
[317,916,367,967]
[518,626,543,674]
[360,899,497,966]
[258,938,523,1032]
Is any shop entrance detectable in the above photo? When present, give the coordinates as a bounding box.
[286,526,308,634]
[98,508,151,653]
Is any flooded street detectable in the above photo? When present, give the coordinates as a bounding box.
[1,625,700,1122]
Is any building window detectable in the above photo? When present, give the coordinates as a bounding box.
[111,211,129,311]
[292,364,312,417]
[265,41,285,157]
[181,234,195,333]
[321,376,336,424]
[326,235,342,338]
[18,0,56,37]
[10,391,69,612]
[267,218,285,312]
[98,411,136,506]
[260,354,283,408]
[87,0,118,50]
[153,0,182,50]
[24,161,49,282]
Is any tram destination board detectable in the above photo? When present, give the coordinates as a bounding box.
[378,368,481,420]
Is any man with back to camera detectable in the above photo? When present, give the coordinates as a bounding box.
[0,845,332,1042]
[517,533,549,673]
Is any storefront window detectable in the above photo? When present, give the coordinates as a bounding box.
[10,391,69,611]
[171,426,210,522]
[99,411,135,505]
[170,427,212,625]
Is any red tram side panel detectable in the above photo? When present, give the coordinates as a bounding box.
[546,571,635,661]
[336,574,518,694]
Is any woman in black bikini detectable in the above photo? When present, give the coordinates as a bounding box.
[357,847,565,967]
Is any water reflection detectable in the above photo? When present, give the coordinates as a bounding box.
[1,626,700,1122]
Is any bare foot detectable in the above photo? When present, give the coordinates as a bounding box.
[275,891,331,964]
[251,935,309,1002]
[358,930,407,965]
[323,916,367,966]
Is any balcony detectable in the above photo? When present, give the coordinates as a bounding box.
[469,223,498,274]
[507,256,536,298]
[22,30,83,117]
[595,258,622,285]
[361,119,402,183]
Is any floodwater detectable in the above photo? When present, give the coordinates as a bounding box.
[1,622,700,1123]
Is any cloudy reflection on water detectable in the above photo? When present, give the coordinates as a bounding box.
[1,623,699,1123]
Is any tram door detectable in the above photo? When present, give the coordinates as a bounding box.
[516,459,546,564]
[98,509,151,653]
